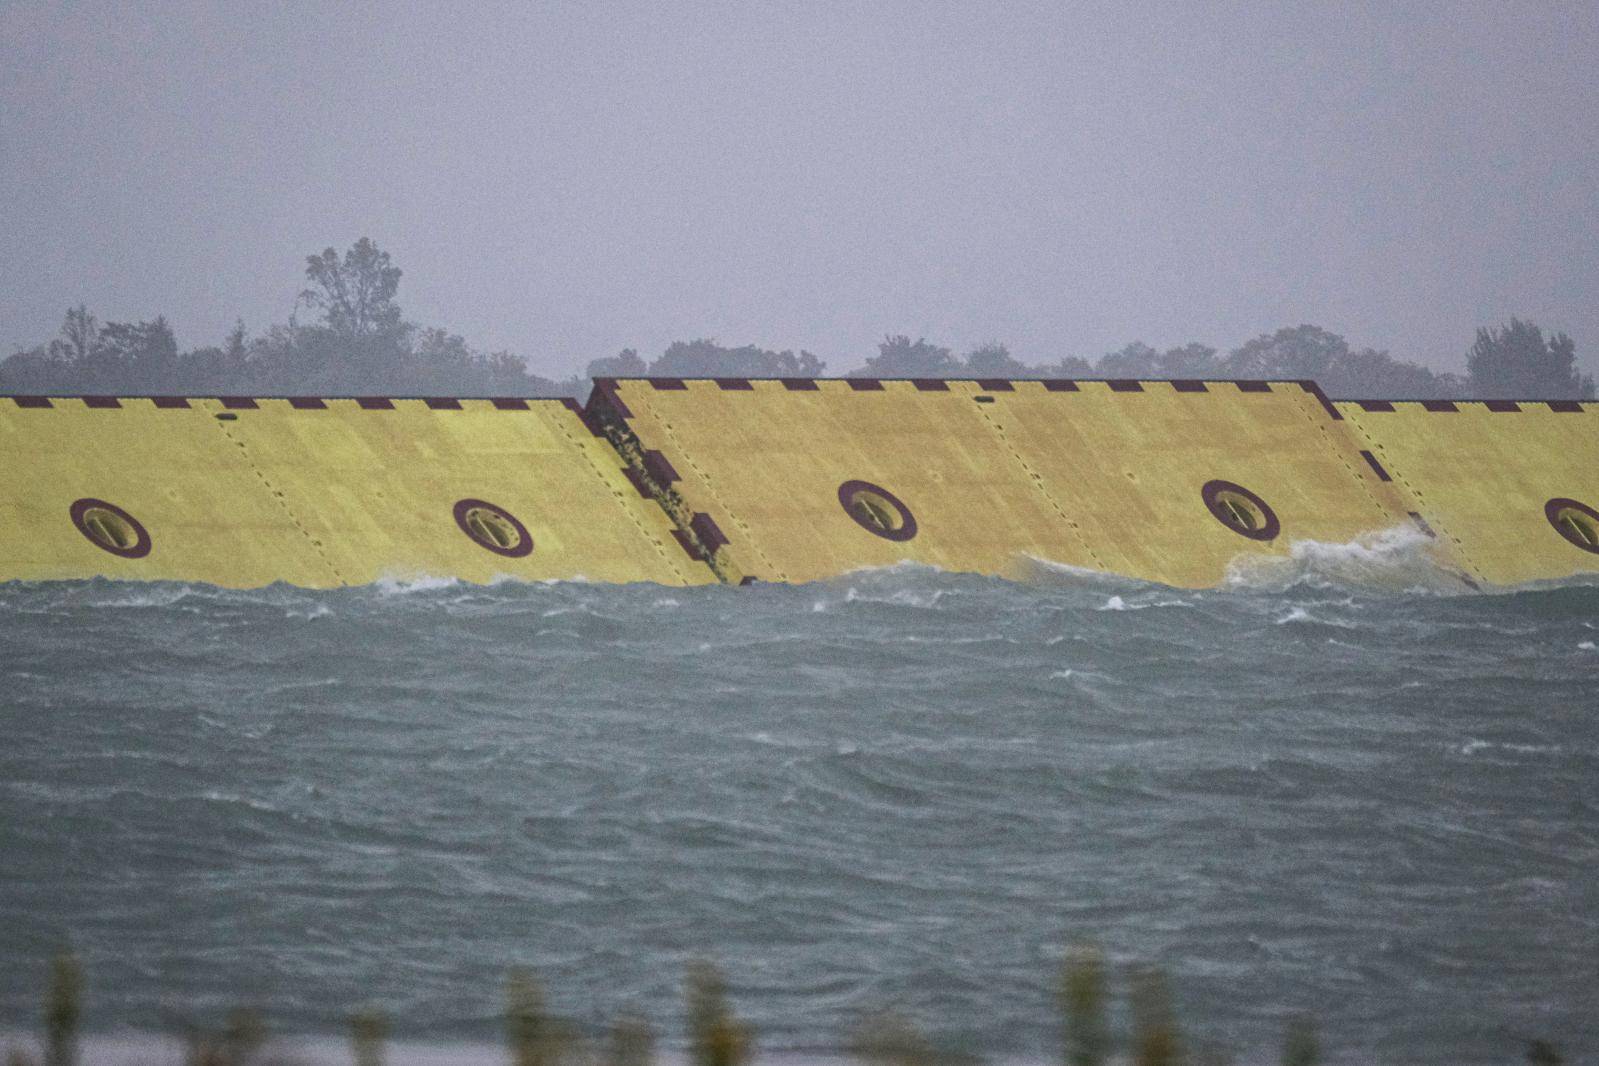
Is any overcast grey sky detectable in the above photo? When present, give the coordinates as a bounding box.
[2,1,1596,376]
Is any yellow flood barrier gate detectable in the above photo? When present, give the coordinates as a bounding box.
[0,395,712,588]
[2,382,1596,589]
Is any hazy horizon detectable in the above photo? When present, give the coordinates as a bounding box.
[3,2,1597,378]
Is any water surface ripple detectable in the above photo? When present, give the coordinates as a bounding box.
[2,565,1596,1064]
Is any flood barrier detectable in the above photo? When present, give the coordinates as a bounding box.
[3,384,1595,590]
[587,377,1465,588]
[0,396,713,588]
[1336,399,1599,587]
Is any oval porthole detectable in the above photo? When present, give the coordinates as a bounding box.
[453,498,534,558]
[1201,480,1280,542]
[70,498,152,559]
[1545,498,1599,555]
[837,480,917,542]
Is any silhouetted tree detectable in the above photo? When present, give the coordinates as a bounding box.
[650,339,825,378]
[965,341,1028,377]
[586,348,649,378]
[1226,325,1346,380]
[300,238,404,339]
[1466,318,1594,399]
[57,305,98,363]
[860,335,959,377]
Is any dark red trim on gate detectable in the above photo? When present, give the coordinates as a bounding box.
[690,512,729,551]
[1297,380,1341,420]
[642,450,679,485]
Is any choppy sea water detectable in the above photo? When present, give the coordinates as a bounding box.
[2,535,1596,1065]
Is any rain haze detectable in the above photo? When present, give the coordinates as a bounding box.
[2,1,1597,379]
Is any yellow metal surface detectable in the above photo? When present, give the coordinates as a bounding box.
[1338,400,1599,586]
[602,378,1434,588]
[0,397,338,587]
[0,396,710,588]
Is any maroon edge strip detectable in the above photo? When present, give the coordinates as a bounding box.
[1297,380,1341,420]
[356,397,394,410]
[912,379,949,391]
[587,379,634,419]
[714,378,753,390]
[1547,400,1584,413]
[219,396,258,410]
[426,397,463,410]
[1107,380,1143,393]
[670,530,707,561]
[689,512,730,551]
[1044,380,1079,392]
[491,397,529,410]
[650,378,687,390]
[1359,449,1393,482]
[82,396,121,409]
[1408,512,1437,539]
[781,378,819,391]
[1357,400,1395,413]
[151,396,190,409]
[556,396,604,435]
[11,395,53,408]
[621,466,652,498]
[1171,380,1208,393]
[1484,400,1521,413]
[848,378,884,391]
[289,397,328,410]
[975,379,1016,392]
[1421,400,1458,413]
[642,450,679,485]
[1236,380,1273,393]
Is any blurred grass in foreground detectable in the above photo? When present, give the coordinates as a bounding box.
[3,950,1568,1066]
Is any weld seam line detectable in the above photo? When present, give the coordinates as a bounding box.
[971,402,1108,573]
[551,407,691,583]
[644,391,786,581]
[212,418,347,585]
[1340,406,1486,586]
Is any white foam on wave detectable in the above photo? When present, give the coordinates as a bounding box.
[372,573,465,596]
[1224,524,1467,594]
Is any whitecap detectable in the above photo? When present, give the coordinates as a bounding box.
[1224,524,1467,594]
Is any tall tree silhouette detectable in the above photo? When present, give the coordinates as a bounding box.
[1465,318,1594,399]
[300,238,404,338]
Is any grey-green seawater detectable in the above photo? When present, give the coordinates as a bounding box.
[2,554,1596,1064]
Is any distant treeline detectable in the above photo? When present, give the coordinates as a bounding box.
[2,239,1592,401]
